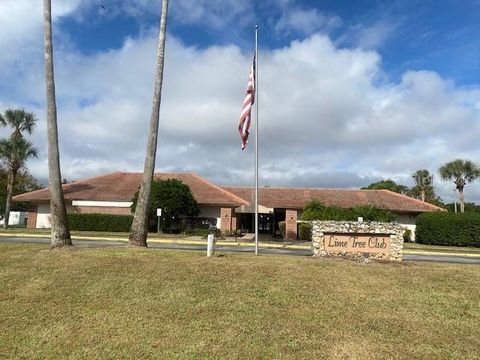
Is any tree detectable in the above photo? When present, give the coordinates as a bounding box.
[300,200,396,222]
[444,202,480,213]
[129,0,169,247]
[361,179,408,194]
[43,0,71,247]
[0,109,38,228]
[0,109,36,137]
[0,168,41,213]
[411,169,432,202]
[0,137,38,227]
[131,179,199,233]
[439,159,480,213]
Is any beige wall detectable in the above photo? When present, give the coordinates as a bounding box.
[396,213,418,241]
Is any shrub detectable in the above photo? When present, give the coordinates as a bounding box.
[223,229,243,237]
[184,228,209,237]
[68,213,133,232]
[299,222,312,241]
[353,206,396,222]
[403,229,412,243]
[278,221,286,239]
[301,200,396,222]
[415,212,480,247]
[201,228,222,239]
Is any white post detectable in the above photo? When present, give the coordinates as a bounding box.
[207,233,215,257]
[454,189,457,213]
[254,25,259,256]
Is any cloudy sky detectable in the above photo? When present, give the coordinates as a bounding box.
[1,0,480,203]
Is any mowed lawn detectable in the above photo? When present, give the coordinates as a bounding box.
[1,244,479,359]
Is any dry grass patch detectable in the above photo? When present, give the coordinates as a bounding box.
[0,243,479,359]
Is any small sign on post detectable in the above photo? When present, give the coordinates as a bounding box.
[156,208,162,233]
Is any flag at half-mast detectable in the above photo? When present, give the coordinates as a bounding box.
[238,54,256,150]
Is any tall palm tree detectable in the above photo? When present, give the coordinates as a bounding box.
[0,109,37,228]
[43,0,71,247]
[439,159,480,213]
[0,136,38,228]
[412,169,433,202]
[129,0,170,247]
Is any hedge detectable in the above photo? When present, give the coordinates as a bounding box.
[68,213,133,232]
[299,222,312,241]
[415,212,480,247]
[301,200,396,222]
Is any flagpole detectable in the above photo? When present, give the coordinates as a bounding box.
[254,25,259,255]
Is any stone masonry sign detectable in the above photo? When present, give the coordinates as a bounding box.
[312,221,405,262]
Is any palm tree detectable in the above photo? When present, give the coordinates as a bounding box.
[43,0,71,247]
[0,109,38,228]
[439,159,480,213]
[0,136,38,228]
[412,169,433,202]
[129,0,170,247]
[0,109,36,138]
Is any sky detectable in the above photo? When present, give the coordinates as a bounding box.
[1,0,480,203]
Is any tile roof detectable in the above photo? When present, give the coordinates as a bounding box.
[13,172,248,207]
[222,187,443,213]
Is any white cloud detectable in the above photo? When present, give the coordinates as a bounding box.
[1,2,480,202]
[274,7,342,36]
[337,18,401,50]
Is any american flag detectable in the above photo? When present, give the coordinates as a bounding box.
[238,55,255,150]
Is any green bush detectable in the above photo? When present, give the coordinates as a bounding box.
[299,222,312,241]
[278,221,286,239]
[353,206,396,222]
[416,212,480,247]
[301,200,396,222]
[201,229,223,239]
[184,228,209,237]
[68,213,133,232]
[403,229,412,243]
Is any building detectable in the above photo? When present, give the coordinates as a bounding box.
[13,172,442,239]
[223,187,442,240]
[13,172,247,231]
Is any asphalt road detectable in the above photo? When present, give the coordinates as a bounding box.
[1,236,479,264]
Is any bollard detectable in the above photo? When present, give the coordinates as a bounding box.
[207,233,215,257]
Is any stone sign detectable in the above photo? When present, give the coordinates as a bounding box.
[324,233,391,255]
[312,221,405,262]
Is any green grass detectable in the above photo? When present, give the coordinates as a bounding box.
[404,242,480,254]
[1,244,479,359]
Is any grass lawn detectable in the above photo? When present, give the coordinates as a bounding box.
[404,242,480,254]
[1,244,479,359]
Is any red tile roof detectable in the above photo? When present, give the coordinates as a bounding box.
[13,172,248,207]
[222,187,443,213]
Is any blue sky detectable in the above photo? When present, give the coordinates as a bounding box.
[61,0,480,85]
[1,0,480,203]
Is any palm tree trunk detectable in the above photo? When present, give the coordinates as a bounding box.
[129,0,169,246]
[3,170,16,229]
[420,188,425,202]
[458,187,465,213]
[43,0,71,247]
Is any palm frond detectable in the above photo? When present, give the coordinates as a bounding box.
[3,108,37,135]
[0,136,38,172]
